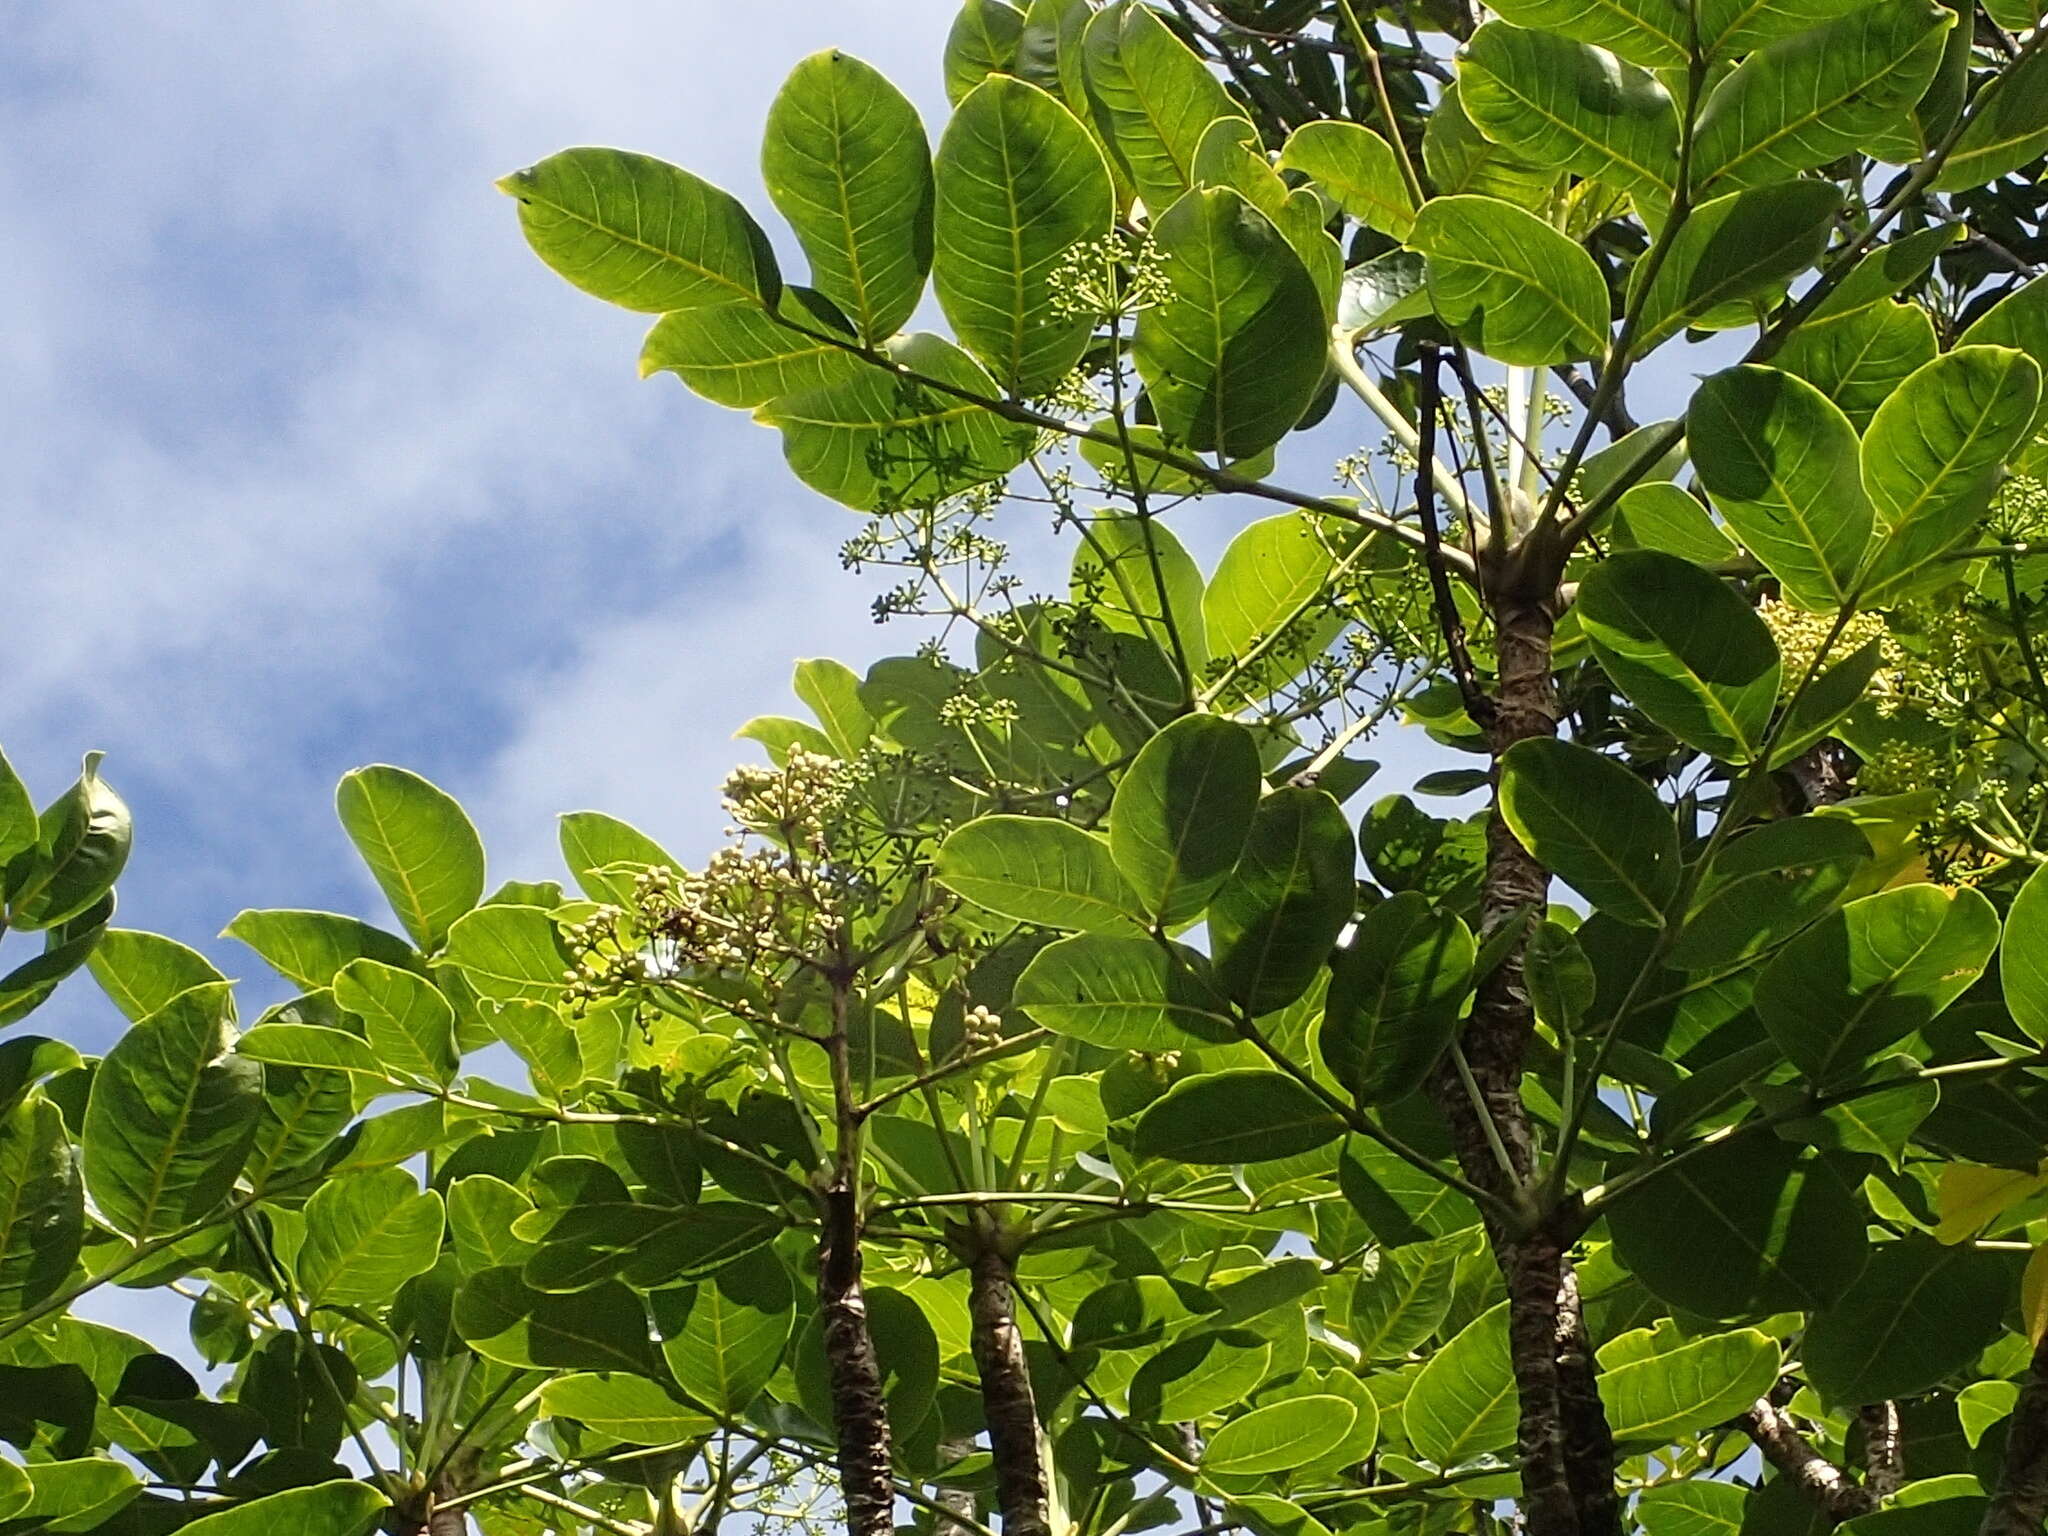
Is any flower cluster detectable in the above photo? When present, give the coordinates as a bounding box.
[1047,232,1171,322]
[1755,597,1893,688]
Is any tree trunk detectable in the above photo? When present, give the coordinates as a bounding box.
[1427,592,1618,1536]
[1984,1335,2048,1536]
[427,1509,467,1536]
[968,1244,1051,1536]
[821,1185,897,1536]
[935,1438,982,1534]
[1860,1403,1903,1500]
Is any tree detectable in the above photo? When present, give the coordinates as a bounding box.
[10,3,2048,1536]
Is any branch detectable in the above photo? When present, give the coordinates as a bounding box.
[1742,1397,1877,1525]
[1415,342,1497,729]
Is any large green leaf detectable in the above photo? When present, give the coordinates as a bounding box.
[443,905,571,1005]
[1670,816,1871,970]
[653,1245,794,1417]
[489,1000,584,1103]
[638,286,863,411]
[1210,787,1356,1015]
[177,1481,389,1535]
[2006,863,2048,1045]
[1498,739,1680,927]
[449,1174,538,1274]
[1108,713,1261,925]
[944,0,1025,105]
[7,754,131,932]
[0,1092,82,1319]
[1132,1069,1345,1164]
[1405,1303,1516,1465]
[223,909,414,993]
[1350,1231,1463,1359]
[1636,1483,1748,1536]
[1776,299,1938,431]
[756,330,1035,511]
[1577,550,1781,763]
[1012,934,1238,1048]
[234,1023,388,1082]
[1129,1327,1274,1423]
[1320,891,1475,1104]
[455,1267,660,1375]
[1422,83,1560,206]
[1277,121,1415,240]
[1486,0,1688,65]
[1689,364,1872,610]
[1931,48,2048,191]
[15,1459,143,1533]
[1608,1140,1868,1317]
[1957,276,2048,437]
[1457,23,1678,206]
[1206,1396,1358,1475]
[0,745,34,878]
[1079,1,1244,214]
[1202,512,1342,682]
[1698,0,1892,55]
[1857,346,2042,598]
[557,810,681,908]
[935,815,1141,933]
[297,1167,445,1307]
[1803,1237,2010,1404]
[1409,195,1609,365]
[332,959,457,1088]
[762,50,931,343]
[1596,1322,1780,1444]
[934,74,1111,395]
[1631,182,1841,354]
[1756,884,1999,1084]
[1072,508,1209,671]
[1611,483,1740,566]
[81,982,261,1242]
[1690,1,1952,195]
[335,766,485,952]
[86,929,227,1026]
[539,1372,714,1443]
[1133,187,1327,458]
[499,147,779,314]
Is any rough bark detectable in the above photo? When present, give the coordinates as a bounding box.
[1424,592,1619,1536]
[1859,1402,1903,1501]
[1743,1397,1878,1524]
[427,1509,467,1536]
[821,1185,897,1536]
[935,1438,982,1534]
[1984,1335,2048,1536]
[968,1244,1051,1536]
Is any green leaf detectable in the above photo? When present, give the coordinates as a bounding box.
[1079,1,1245,215]
[1596,1322,1780,1444]
[1109,713,1262,925]
[234,1023,389,1081]
[498,147,779,314]
[1607,1140,1868,1318]
[443,904,570,1004]
[1211,787,1356,1015]
[1803,1237,2010,1404]
[1689,364,1872,610]
[1772,639,1884,768]
[0,1092,83,1320]
[1012,933,1238,1049]
[1457,23,1678,206]
[540,1372,713,1443]
[2005,864,2048,1045]
[1277,121,1414,239]
[1203,512,1342,676]
[1484,0,1688,66]
[1957,276,2048,437]
[755,330,1035,511]
[935,74,1111,395]
[1206,1396,1358,1475]
[653,1245,794,1417]
[1071,508,1210,671]
[176,1481,390,1536]
[488,1000,583,1102]
[331,960,457,1088]
[7,754,132,932]
[793,657,875,759]
[1670,816,1871,970]
[1858,346,2043,599]
[527,1198,783,1293]
[1810,224,1959,322]
[762,50,931,343]
[456,1267,661,1375]
[1610,483,1740,567]
[335,765,485,952]
[0,744,34,878]
[1320,891,1476,1104]
[1698,0,1893,55]
[1632,182,1842,354]
[638,286,862,410]
[86,929,227,1025]
[1409,195,1609,365]
[1691,1,1952,195]
[1129,1328,1274,1423]
[449,1175,538,1274]
[1756,884,1999,1084]
[1350,1232,1463,1359]
[1777,299,1939,432]
[944,0,1025,105]
[557,810,680,908]
[297,1168,445,1307]
[934,815,1142,933]
[1577,550,1781,763]
[1132,1069,1344,1163]
[1637,1481,1748,1536]
[1134,187,1327,458]
[1422,83,1559,206]
[223,909,415,993]
[0,1462,23,1523]
[1498,739,1679,926]
[1405,1303,1516,1465]
[1931,49,2048,191]
[16,1459,143,1533]
[81,982,261,1242]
